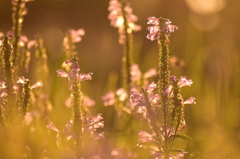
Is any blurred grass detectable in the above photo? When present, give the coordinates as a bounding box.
[1,0,240,158]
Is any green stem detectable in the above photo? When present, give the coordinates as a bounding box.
[12,0,23,66]
[157,17,171,157]
[168,81,181,150]
[2,33,15,116]
[71,56,84,157]
[121,2,132,94]
[21,80,31,117]
[142,89,164,150]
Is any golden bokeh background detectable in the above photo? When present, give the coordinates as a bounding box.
[0,0,240,158]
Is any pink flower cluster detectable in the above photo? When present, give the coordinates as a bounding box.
[17,76,43,89]
[147,17,178,41]
[108,0,141,43]
[57,60,93,82]
[47,114,104,141]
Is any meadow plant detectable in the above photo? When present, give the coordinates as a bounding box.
[53,55,103,158]
[129,17,196,158]
[108,0,141,94]
[0,0,197,158]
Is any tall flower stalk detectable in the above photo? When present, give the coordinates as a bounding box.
[55,55,103,158]
[108,0,141,93]
[0,32,15,117]
[12,0,34,66]
[130,17,196,158]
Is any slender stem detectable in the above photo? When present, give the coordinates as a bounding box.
[121,2,132,94]
[142,89,164,150]
[12,0,23,66]
[21,80,31,117]
[2,33,15,116]
[157,17,171,157]
[71,56,84,157]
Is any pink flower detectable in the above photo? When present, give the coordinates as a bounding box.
[149,94,160,105]
[0,81,6,90]
[86,114,104,132]
[143,68,157,79]
[146,26,160,41]
[130,64,142,82]
[17,76,27,84]
[83,95,95,107]
[68,63,80,78]
[31,81,43,89]
[116,88,127,101]
[56,69,69,78]
[129,91,146,107]
[138,130,156,143]
[108,0,141,44]
[146,17,160,41]
[147,17,159,25]
[151,150,164,159]
[46,121,59,132]
[102,91,116,106]
[184,97,196,104]
[163,85,173,96]
[162,19,178,34]
[57,61,93,82]
[146,17,178,41]
[178,76,193,87]
[69,29,85,43]
[170,76,193,88]
[79,72,93,81]
[146,81,157,93]
[130,82,159,109]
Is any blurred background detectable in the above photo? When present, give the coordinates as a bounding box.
[0,0,240,158]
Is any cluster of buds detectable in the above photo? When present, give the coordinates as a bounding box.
[108,0,141,44]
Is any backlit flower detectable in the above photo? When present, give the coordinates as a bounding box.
[178,76,193,87]
[147,17,178,41]
[31,81,43,89]
[57,60,93,82]
[184,97,196,104]
[108,0,141,44]
[102,91,116,106]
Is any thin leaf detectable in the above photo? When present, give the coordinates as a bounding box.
[170,149,187,153]
[174,134,192,141]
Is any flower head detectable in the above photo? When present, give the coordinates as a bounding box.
[146,17,160,41]
[162,19,178,34]
[108,0,141,44]
[56,60,93,82]
[146,17,178,41]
